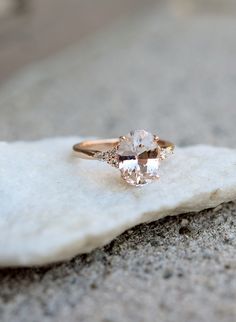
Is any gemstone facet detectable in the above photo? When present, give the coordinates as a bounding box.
[116,130,160,186]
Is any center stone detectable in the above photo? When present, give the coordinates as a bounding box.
[116,130,160,186]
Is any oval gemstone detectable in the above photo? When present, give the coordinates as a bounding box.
[117,130,160,186]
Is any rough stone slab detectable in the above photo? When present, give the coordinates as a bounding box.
[0,137,236,267]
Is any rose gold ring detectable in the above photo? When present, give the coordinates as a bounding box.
[73,129,174,186]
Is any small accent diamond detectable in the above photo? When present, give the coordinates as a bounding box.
[94,147,119,168]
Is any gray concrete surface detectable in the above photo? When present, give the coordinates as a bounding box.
[0,1,236,321]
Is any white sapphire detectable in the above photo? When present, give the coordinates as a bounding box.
[116,130,160,186]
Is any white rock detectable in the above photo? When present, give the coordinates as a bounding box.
[0,138,236,267]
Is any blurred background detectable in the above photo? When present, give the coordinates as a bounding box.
[0,0,155,82]
[0,0,235,147]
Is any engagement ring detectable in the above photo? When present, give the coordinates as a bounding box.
[73,130,174,186]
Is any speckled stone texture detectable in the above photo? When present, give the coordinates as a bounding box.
[0,1,236,321]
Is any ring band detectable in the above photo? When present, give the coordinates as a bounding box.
[73,130,174,186]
